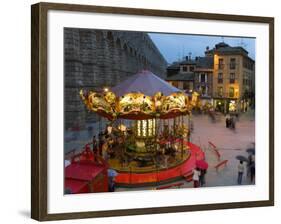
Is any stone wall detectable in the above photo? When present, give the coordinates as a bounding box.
[64,28,167,129]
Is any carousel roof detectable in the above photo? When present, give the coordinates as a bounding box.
[80,70,201,120]
[111,70,181,96]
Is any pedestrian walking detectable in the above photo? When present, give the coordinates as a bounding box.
[108,176,116,192]
[237,160,244,185]
[225,114,230,128]
[92,135,97,153]
[231,115,236,130]
[250,154,255,183]
[193,168,201,188]
[247,153,254,176]
[199,169,207,186]
[108,169,118,192]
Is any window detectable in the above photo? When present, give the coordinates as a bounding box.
[200,73,207,83]
[229,87,235,98]
[218,73,223,83]
[217,87,223,97]
[182,66,187,72]
[230,58,236,69]
[189,66,194,72]
[230,73,235,83]
[218,58,224,69]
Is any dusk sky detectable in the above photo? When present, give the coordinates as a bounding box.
[148,33,255,64]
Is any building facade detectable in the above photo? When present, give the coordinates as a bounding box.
[166,42,255,113]
[166,56,213,103]
[64,28,167,129]
[208,42,255,113]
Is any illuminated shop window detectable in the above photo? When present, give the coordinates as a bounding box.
[229,100,237,112]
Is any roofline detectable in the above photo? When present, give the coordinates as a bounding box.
[179,61,197,65]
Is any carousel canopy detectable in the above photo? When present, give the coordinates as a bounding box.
[80,70,201,120]
[111,70,181,96]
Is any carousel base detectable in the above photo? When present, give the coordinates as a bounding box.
[114,142,205,187]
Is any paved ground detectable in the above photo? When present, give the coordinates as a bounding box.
[116,110,255,191]
[190,110,255,187]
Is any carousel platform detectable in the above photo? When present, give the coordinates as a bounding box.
[114,142,205,187]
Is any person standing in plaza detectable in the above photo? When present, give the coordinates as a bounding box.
[108,176,116,192]
[231,115,236,130]
[193,168,201,188]
[250,154,255,183]
[237,160,244,185]
[225,113,230,128]
[92,135,97,153]
[199,168,207,186]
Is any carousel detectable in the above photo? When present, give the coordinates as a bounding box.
[80,70,204,186]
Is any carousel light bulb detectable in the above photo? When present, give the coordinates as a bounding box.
[104,87,109,92]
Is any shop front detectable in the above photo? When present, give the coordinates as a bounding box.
[213,98,239,114]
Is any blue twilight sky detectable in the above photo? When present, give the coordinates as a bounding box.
[148,33,255,64]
